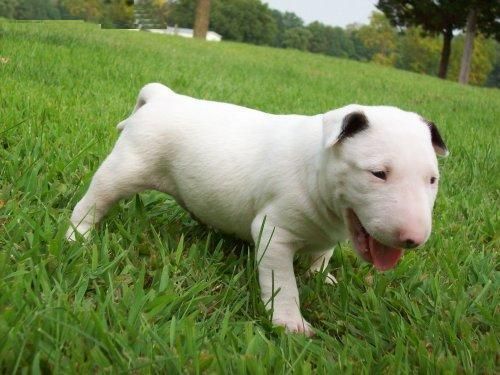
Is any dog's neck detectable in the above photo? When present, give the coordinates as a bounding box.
[298,126,347,245]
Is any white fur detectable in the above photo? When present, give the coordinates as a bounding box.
[67,83,445,335]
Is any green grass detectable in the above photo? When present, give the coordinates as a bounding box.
[0,20,498,373]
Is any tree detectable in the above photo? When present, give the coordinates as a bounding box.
[210,0,277,45]
[168,0,197,27]
[356,12,397,66]
[0,0,18,18]
[270,9,303,47]
[377,0,468,78]
[10,0,61,19]
[193,0,210,39]
[459,9,478,84]
[306,21,330,54]
[397,27,441,75]
[156,0,171,27]
[282,27,311,51]
[101,0,135,28]
[60,0,103,22]
[449,34,495,85]
[485,42,500,87]
[345,24,373,61]
[458,0,500,84]
[329,27,354,58]
[169,0,277,45]
[306,22,354,57]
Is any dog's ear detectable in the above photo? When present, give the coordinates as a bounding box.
[323,106,368,148]
[425,120,449,157]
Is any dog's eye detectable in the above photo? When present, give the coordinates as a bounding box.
[430,177,437,184]
[371,171,387,180]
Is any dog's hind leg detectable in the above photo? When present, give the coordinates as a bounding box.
[66,137,156,241]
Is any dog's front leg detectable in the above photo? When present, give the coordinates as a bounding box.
[252,217,313,335]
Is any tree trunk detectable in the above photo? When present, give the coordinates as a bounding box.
[438,28,453,79]
[193,0,211,39]
[459,9,477,84]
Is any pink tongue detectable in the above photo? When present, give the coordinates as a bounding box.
[368,236,403,271]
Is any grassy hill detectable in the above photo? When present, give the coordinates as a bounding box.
[0,20,498,373]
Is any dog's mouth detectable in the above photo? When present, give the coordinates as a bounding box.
[346,209,403,271]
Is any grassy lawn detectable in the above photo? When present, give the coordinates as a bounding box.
[0,20,498,373]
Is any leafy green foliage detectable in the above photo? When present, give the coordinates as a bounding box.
[101,0,135,28]
[377,0,470,78]
[448,34,496,85]
[0,20,499,373]
[61,0,135,28]
[485,42,500,86]
[0,0,17,18]
[1,1,498,86]
[306,22,355,59]
[467,0,500,41]
[377,0,500,79]
[169,0,277,45]
[377,0,468,36]
[210,0,276,45]
[168,0,197,27]
[356,12,398,66]
[0,0,135,27]
[0,0,62,19]
[282,27,311,51]
[396,27,441,75]
[270,9,303,47]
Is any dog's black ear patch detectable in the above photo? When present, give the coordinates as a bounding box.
[424,119,448,156]
[337,111,369,143]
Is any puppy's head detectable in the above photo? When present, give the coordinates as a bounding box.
[321,105,448,271]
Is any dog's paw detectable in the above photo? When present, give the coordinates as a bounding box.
[324,272,338,285]
[65,226,90,242]
[307,269,338,286]
[66,227,77,242]
[273,316,314,336]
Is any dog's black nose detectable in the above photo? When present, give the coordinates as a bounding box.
[403,239,418,249]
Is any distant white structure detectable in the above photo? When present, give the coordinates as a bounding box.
[142,26,221,42]
[165,26,222,42]
[132,0,221,42]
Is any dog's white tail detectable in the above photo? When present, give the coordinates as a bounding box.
[117,83,174,131]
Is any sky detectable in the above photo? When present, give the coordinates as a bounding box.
[263,0,378,28]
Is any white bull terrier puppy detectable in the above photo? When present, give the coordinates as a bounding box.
[67,83,448,335]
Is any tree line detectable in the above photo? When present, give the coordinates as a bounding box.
[172,0,500,87]
[0,0,135,28]
[1,0,498,87]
